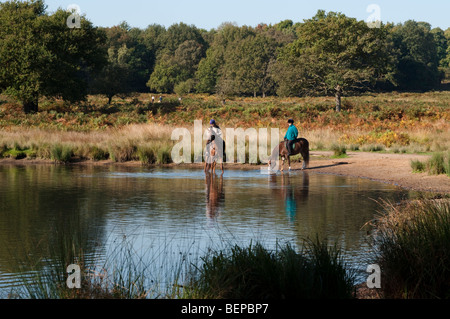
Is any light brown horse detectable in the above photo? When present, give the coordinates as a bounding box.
[268,138,310,171]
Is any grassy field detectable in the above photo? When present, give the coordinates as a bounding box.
[0,91,449,166]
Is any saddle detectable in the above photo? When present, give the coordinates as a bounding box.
[285,138,302,151]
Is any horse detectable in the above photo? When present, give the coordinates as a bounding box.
[204,139,225,174]
[268,138,310,171]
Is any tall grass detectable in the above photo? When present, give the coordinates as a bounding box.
[183,239,356,299]
[331,144,347,158]
[1,92,449,160]
[50,144,74,163]
[369,199,450,299]
[9,215,182,299]
[9,218,356,299]
[410,151,450,176]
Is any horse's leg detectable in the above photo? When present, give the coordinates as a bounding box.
[281,157,285,171]
[301,149,307,170]
[288,156,291,170]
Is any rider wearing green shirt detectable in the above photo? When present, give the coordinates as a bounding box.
[284,119,298,155]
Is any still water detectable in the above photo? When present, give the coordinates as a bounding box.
[0,164,412,296]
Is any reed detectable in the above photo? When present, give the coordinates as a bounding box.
[183,238,356,299]
[331,144,347,158]
[410,151,450,176]
[369,199,450,298]
[50,144,74,163]
[410,159,425,173]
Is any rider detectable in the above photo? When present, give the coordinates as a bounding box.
[284,119,298,156]
[205,119,224,171]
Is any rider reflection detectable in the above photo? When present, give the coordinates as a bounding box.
[270,172,309,222]
[205,172,224,220]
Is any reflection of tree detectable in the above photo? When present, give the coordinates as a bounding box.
[205,172,224,219]
[0,165,158,280]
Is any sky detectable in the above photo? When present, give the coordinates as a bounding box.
[27,0,450,30]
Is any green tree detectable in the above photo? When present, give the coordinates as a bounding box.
[0,0,107,113]
[276,10,396,111]
[195,23,253,94]
[219,33,277,97]
[147,59,178,93]
[147,23,206,93]
[390,21,441,90]
[431,28,449,67]
[90,45,133,104]
[100,23,155,93]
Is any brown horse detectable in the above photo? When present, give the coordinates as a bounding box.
[268,138,310,171]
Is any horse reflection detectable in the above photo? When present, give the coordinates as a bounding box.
[269,172,309,222]
[205,172,224,219]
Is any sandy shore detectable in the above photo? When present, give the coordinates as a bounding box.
[302,151,450,194]
[1,151,449,194]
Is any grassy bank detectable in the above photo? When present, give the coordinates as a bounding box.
[369,199,450,299]
[1,92,449,165]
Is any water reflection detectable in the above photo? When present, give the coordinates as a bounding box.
[269,172,310,223]
[205,172,224,220]
[0,165,413,294]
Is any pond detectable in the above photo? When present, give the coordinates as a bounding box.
[0,164,413,297]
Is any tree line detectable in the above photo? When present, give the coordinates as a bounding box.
[1,0,449,113]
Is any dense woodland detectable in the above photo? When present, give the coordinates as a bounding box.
[1,0,450,113]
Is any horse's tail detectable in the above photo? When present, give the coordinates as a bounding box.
[301,138,310,168]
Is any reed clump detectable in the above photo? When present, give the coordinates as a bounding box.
[410,151,450,176]
[183,239,356,299]
[369,199,450,299]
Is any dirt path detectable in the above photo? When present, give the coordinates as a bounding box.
[296,151,450,194]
